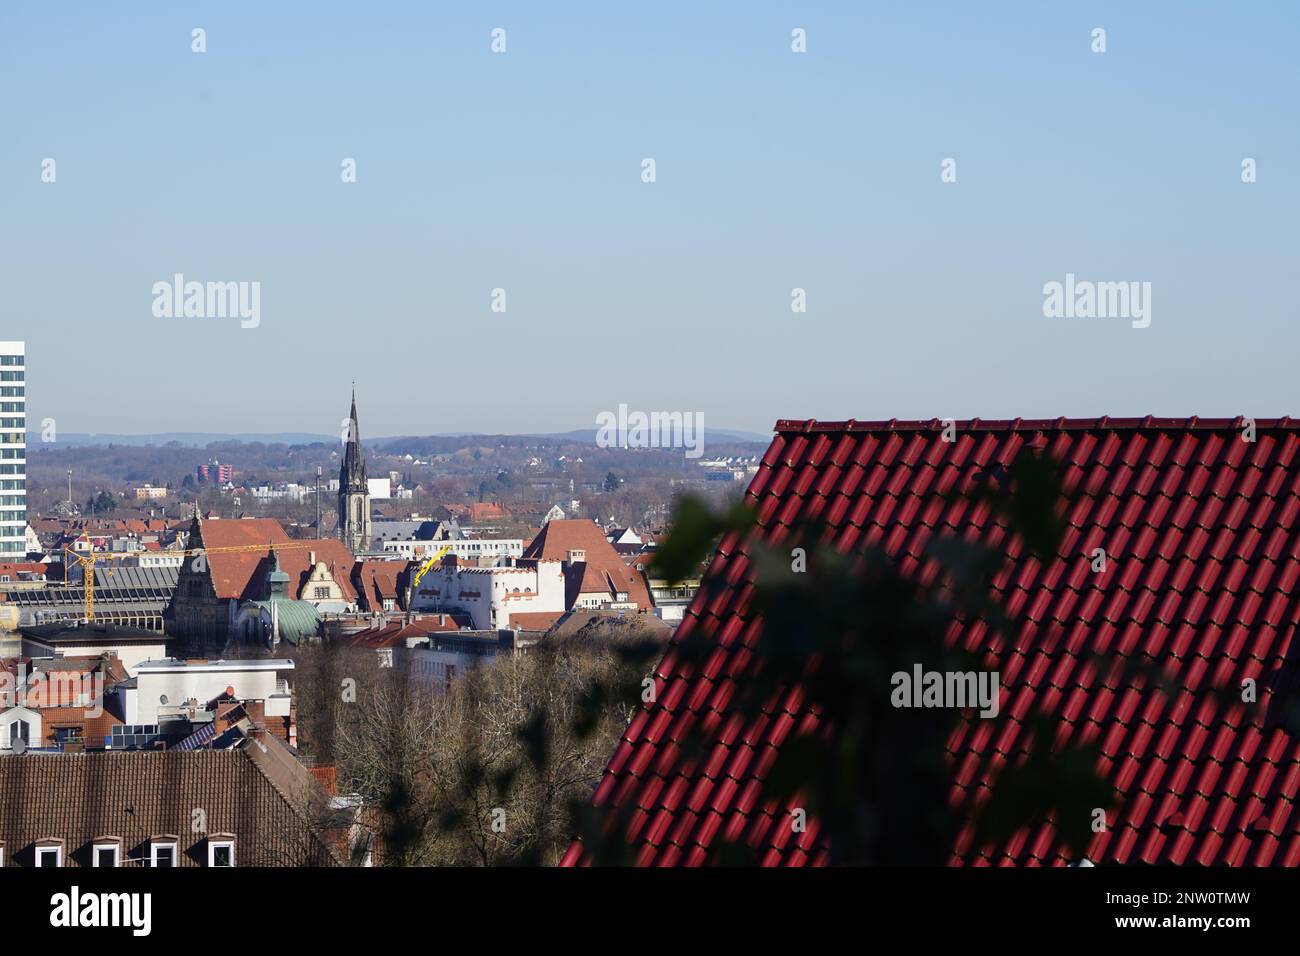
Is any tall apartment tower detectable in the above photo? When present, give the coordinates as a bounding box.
[0,342,25,557]
[338,387,370,553]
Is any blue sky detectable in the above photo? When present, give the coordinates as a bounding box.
[2,2,1297,437]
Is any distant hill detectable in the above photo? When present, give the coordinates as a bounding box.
[528,428,773,445]
[53,432,337,448]
[51,426,773,450]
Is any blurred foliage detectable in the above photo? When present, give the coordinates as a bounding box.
[570,448,1122,865]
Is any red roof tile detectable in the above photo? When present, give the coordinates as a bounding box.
[566,417,1300,867]
[192,518,357,603]
[523,519,653,610]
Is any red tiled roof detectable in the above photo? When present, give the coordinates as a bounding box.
[352,559,414,611]
[193,518,357,603]
[347,614,466,648]
[564,417,1300,867]
[523,520,653,610]
[509,610,566,632]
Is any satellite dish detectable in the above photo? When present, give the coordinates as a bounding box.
[159,694,169,705]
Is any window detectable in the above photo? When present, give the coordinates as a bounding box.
[151,842,177,867]
[313,586,330,599]
[93,844,119,867]
[208,840,235,867]
[8,719,29,749]
[36,846,62,868]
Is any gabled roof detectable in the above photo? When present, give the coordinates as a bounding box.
[0,733,338,865]
[352,559,413,611]
[565,417,1300,867]
[508,610,566,632]
[522,519,652,610]
[347,614,466,648]
[191,518,357,603]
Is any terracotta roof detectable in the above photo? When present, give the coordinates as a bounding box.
[192,518,357,603]
[352,560,413,611]
[564,417,1300,867]
[468,502,507,522]
[347,614,466,648]
[509,610,566,632]
[0,735,338,865]
[522,520,653,610]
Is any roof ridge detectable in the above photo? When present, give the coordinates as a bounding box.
[775,416,1299,434]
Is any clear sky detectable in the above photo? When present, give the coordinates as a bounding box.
[3,2,1297,438]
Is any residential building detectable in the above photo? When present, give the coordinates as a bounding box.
[19,623,169,675]
[406,628,541,691]
[352,559,412,613]
[380,536,523,566]
[196,461,234,484]
[0,342,23,558]
[133,484,167,501]
[521,519,653,611]
[565,417,1300,867]
[0,731,340,866]
[125,657,294,726]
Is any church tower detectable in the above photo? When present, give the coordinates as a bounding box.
[338,387,371,553]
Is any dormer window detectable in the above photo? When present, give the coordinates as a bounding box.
[92,837,122,867]
[35,839,64,867]
[151,836,179,868]
[207,834,235,867]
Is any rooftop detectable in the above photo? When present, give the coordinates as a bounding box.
[566,416,1300,867]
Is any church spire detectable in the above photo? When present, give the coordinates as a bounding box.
[338,386,371,553]
[341,384,367,488]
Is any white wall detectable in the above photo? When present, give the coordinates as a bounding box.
[132,662,289,725]
[409,561,565,629]
[21,638,168,676]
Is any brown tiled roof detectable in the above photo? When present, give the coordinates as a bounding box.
[508,610,566,632]
[0,735,338,866]
[346,614,466,648]
[352,560,413,611]
[522,520,653,609]
[193,518,357,603]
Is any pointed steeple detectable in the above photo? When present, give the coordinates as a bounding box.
[338,385,372,553]
[341,384,367,489]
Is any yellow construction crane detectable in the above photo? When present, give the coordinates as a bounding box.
[410,543,455,592]
[63,538,327,622]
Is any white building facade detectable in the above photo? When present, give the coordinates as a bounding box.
[0,342,24,558]
[382,537,523,565]
[125,658,294,725]
[408,560,565,629]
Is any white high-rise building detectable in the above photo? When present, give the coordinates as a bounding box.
[0,342,25,557]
